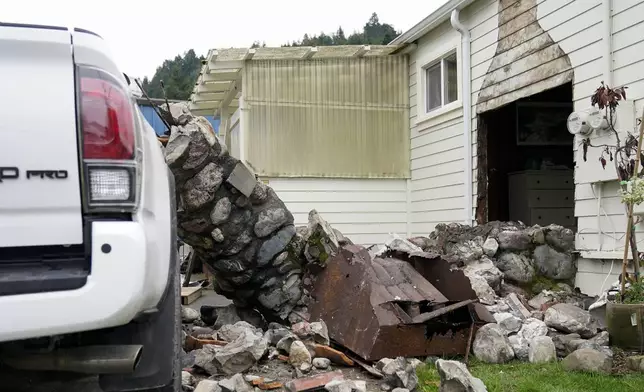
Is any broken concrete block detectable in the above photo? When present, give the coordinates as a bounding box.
[194,380,222,392]
[289,341,312,368]
[219,374,253,392]
[435,359,487,392]
[313,357,331,369]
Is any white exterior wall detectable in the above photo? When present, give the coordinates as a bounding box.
[407,0,644,294]
[264,177,408,246]
[563,0,644,295]
[409,0,498,236]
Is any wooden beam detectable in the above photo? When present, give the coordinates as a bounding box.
[216,80,239,116]
[302,47,318,59]
[242,48,256,60]
[195,81,233,94]
[354,45,371,57]
[189,101,218,111]
[193,92,226,102]
[207,69,241,81]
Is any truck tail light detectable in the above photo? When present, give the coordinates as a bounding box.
[76,65,141,213]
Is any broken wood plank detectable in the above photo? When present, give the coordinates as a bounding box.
[345,354,383,378]
[311,344,354,366]
[184,335,227,351]
[252,379,283,390]
[507,293,531,319]
[284,370,344,392]
[181,286,203,305]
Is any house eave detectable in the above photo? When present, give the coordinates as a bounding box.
[389,0,478,45]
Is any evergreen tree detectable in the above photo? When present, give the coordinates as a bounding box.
[145,49,204,100]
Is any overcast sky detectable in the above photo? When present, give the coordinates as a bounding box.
[3,0,448,79]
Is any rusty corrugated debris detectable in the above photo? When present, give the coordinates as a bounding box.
[307,245,492,361]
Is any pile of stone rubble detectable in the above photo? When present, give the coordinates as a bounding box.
[403,221,617,371]
[161,104,629,391]
[179,306,424,392]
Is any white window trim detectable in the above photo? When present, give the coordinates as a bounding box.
[416,42,462,126]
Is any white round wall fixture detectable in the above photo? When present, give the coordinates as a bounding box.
[567,111,591,136]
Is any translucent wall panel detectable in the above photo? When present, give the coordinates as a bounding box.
[243,56,410,178]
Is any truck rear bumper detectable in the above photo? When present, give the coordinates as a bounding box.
[0,221,150,343]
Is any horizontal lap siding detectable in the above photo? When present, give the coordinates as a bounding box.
[552,0,644,263]
[409,0,499,236]
[543,0,644,294]
[265,177,408,246]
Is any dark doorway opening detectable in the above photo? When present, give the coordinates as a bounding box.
[477,82,576,230]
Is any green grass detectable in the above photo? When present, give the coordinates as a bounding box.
[417,360,644,392]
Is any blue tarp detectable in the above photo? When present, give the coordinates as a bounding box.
[139,104,220,136]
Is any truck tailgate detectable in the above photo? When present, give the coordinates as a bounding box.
[0,24,83,247]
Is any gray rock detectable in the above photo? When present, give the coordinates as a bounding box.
[391,389,409,392]
[182,306,201,323]
[256,225,296,267]
[590,331,610,346]
[451,239,484,264]
[197,329,268,375]
[211,228,224,242]
[577,341,613,358]
[508,334,529,361]
[182,371,195,388]
[265,327,293,346]
[408,236,433,251]
[435,359,487,392]
[194,380,222,392]
[497,230,531,251]
[183,163,225,211]
[276,334,298,353]
[304,210,340,264]
[255,208,290,238]
[217,321,261,342]
[527,226,545,245]
[289,340,312,367]
[495,252,535,283]
[483,238,499,257]
[528,291,555,310]
[463,257,504,290]
[300,362,312,373]
[562,348,612,374]
[219,374,253,392]
[387,236,423,255]
[545,225,575,252]
[313,357,331,369]
[528,336,556,363]
[463,272,496,305]
[310,321,331,345]
[552,333,581,357]
[519,318,548,341]
[533,245,576,280]
[493,312,522,334]
[325,380,366,392]
[210,198,232,225]
[472,324,514,364]
[530,311,545,321]
[544,303,599,338]
[626,355,644,372]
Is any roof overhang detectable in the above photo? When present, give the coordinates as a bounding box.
[389,0,478,45]
[189,45,404,117]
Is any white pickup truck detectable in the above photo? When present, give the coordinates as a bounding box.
[0,22,180,391]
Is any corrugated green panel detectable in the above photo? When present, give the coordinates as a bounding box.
[243,57,410,178]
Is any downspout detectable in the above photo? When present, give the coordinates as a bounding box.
[451,9,474,226]
[595,0,612,251]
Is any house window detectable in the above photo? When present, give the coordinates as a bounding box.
[425,52,458,113]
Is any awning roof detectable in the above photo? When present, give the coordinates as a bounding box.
[189,45,404,117]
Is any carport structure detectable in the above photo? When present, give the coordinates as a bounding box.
[188,45,408,151]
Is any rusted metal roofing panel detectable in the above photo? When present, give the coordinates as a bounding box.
[307,245,488,361]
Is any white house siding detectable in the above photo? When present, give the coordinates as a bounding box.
[264,177,408,246]
[535,0,644,295]
[409,0,498,236]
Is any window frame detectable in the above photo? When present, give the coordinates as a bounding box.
[416,43,462,125]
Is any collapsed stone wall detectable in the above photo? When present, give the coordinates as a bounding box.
[163,104,338,322]
[409,221,576,305]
